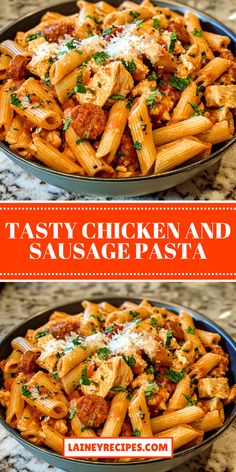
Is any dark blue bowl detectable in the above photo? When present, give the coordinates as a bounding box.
[0,1,235,197]
[0,297,235,472]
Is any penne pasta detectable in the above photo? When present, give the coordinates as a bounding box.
[154,138,210,174]
[151,405,204,433]
[153,116,213,146]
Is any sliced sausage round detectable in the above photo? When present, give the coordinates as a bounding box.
[76,394,109,427]
[71,103,107,140]
[43,23,75,42]
[7,55,29,81]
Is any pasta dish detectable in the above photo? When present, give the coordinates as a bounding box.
[0,0,235,178]
[0,299,235,459]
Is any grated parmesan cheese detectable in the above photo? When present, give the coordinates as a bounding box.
[107,323,159,359]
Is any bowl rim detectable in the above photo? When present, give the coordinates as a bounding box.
[0,0,235,184]
[0,295,236,467]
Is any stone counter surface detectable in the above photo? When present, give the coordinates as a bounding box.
[0,0,236,200]
[0,282,236,471]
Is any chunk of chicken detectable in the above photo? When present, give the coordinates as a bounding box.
[81,356,133,397]
[77,61,134,107]
[198,377,230,399]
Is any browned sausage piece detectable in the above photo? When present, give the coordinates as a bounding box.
[43,23,75,42]
[120,418,133,436]
[7,55,29,80]
[71,103,107,140]
[168,21,190,45]
[76,394,109,427]
[163,319,184,341]
[51,320,81,339]
[19,351,39,373]
[116,131,138,167]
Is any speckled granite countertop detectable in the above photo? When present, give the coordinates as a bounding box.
[0,282,235,471]
[0,0,236,200]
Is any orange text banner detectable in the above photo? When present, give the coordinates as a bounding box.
[0,202,235,280]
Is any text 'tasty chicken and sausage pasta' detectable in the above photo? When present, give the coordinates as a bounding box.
[0,299,235,459]
[0,1,235,178]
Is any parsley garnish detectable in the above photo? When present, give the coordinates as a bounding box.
[105,325,116,333]
[152,18,160,30]
[165,329,173,348]
[201,51,206,59]
[146,90,158,108]
[133,428,141,436]
[86,15,103,24]
[76,138,88,145]
[126,389,132,400]
[196,84,206,96]
[121,60,136,75]
[21,384,32,398]
[150,317,158,327]
[125,96,134,109]
[147,71,158,81]
[93,51,109,65]
[35,329,50,339]
[135,19,144,28]
[169,32,177,54]
[71,337,85,347]
[190,377,198,387]
[10,93,22,108]
[133,141,142,150]
[81,426,94,432]
[183,394,197,406]
[192,28,202,37]
[110,94,126,100]
[96,347,111,360]
[129,310,140,318]
[187,326,195,334]
[190,104,204,116]
[170,75,190,91]
[26,31,42,42]
[129,11,140,21]
[144,382,156,398]
[166,369,184,383]
[69,405,77,419]
[110,386,126,392]
[146,365,155,374]
[65,39,80,50]
[74,76,87,94]
[63,117,71,131]
[44,74,51,88]
[80,368,91,386]
[122,355,136,368]
[102,25,116,36]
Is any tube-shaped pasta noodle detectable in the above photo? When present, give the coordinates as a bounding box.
[30,135,84,174]
[57,343,97,378]
[96,99,129,160]
[105,306,150,327]
[11,336,38,353]
[191,409,224,432]
[65,125,115,176]
[71,414,97,437]
[5,115,24,144]
[154,138,209,174]
[21,77,62,116]
[23,394,68,419]
[0,82,14,132]
[153,116,213,146]
[101,391,129,437]
[0,55,11,80]
[156,425,202,450]
[167,375,192,411]
[184,12,214,60]
[6,373,25,426]
[203,31,230,51]
[17,405,41,445]
[151,405,204,433]
[179,311,206,356]
[31,371,69,406]
[41,11,66,22]
[171,82,198,122]
[128,97,156,175]
[10,139,32,159]
[61,363,85,395]
[0,39,27,57]
[54,68,81,104]
[196,329,221,347]
[39,424,64,454]
[10,101,62,130]
[50,48,94,85]
[96,1,117,14]
[128,388,153,437]
[190,353,221,379]
[5,350,22,373]
[196,58,231,86]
